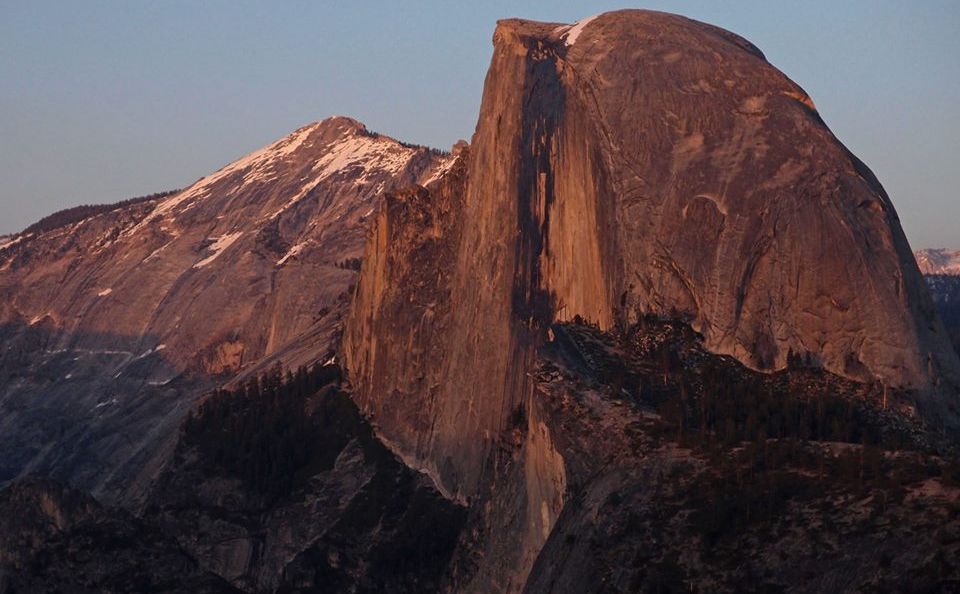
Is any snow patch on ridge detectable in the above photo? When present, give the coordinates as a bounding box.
[126,123,325,236]
[180,122,321,200]
[94,398,119,410]
[0,235,22,251]
[97,288,113,297]
[269,131,417,219]
[142,240,174,263]
[311,135,414,182]
[0,233,33,253]
[276,241,310,267]
[134,343,167,360]
[555,14,600,46]
[421,154,458,186]
[193,232,243,269]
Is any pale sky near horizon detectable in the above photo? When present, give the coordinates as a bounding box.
[1,1,957,248]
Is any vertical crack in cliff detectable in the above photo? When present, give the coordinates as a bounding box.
[512,44,563,329]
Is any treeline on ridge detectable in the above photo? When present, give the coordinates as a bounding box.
[22,189,181,236]
[356,126,451,156]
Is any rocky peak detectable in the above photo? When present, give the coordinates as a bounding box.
[130,115,441,234]
[0,117,452,505]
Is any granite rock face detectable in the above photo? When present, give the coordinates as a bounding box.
[345,10,960,504]
[0,117,454,505]
[487,11,957,389]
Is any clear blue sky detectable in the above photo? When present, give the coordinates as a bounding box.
[1,1,957,248]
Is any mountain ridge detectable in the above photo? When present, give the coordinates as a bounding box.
[0,116,454,505]
[917,247,960,276]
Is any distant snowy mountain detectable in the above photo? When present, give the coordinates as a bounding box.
[916,248,960,276]
[917,249,960,356]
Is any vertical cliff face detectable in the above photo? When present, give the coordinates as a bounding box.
[343,146,469,499]
[345,9,960,507]
[492,11,955,395]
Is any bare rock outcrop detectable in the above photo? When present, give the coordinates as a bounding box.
[345,10,960,506]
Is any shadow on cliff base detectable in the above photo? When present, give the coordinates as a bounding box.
[0,321,224,506]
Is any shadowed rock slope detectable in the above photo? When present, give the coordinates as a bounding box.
[145,365,466,593]
[0,478,239,593]
[6,320,960,594]
[515,320,960,594]
[0,366,467,594]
